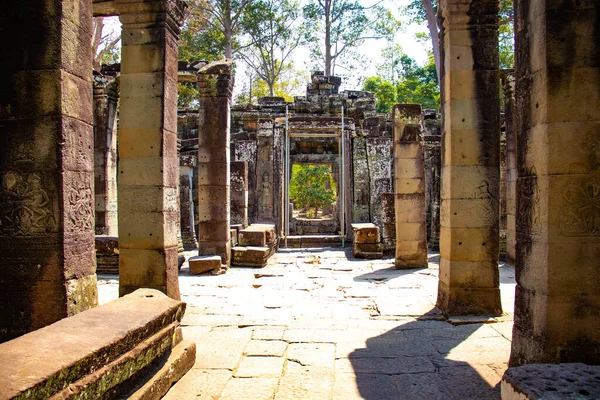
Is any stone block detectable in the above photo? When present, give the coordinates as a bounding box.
[353,243,384,253]
[353,249,383,259]
[232,246,271,267]
[189,255,222,275]
[352,223,380,244]
[230,228,238,246]
[239,229,267,246]
[0,289,190,399]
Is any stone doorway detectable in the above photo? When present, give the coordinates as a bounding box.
[289,163,340,236]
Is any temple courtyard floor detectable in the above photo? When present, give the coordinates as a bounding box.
[98,248,516,399]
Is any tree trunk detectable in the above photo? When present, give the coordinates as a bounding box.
[422,0,441,85]
[224,1,233,58]
[324,0,332,76]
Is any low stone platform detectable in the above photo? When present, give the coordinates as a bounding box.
[233,224,278,267]
[282,235,344,248]
[502,363,600,399]
[352,223,383,259]
[0,289,195,399]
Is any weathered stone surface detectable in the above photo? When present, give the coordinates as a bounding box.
[502,363,600,400]
[0,289,188,399]
[352,223,380,244]
[239,229,267,246]
[220,378,279,400]
[197,60,234,267]
[189,255,222,275]
[0,0,98,341]
[234,356,285,378]
[509,0,600,366]
[245,340,288,357]
[437,0,502,316]
[232,246,271,267]
[118,4,182,300]
[163,368,231,400]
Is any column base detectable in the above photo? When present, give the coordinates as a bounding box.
[436,280,502,316]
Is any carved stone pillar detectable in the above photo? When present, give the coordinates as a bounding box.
[502,72,516,263]
[437,0,502,315]
[231,161,249,227]
[393,104,428,269]
[256,119,274,223]
[93,76,119,236]
[117,0,186,299]
[180,156,198,251]
[0,0,97,341]
[510,0,600,365]
[196,60,234,266]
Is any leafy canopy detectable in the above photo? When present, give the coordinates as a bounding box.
[289,164,336,218]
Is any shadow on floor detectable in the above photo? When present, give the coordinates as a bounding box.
[349,316,503,399]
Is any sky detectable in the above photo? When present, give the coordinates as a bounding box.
[101,0,432,97]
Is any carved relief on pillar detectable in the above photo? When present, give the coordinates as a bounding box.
[0,171,56,236]
[67,178,94,233]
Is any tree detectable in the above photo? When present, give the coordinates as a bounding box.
[290,165,336,218]
[179,0,254,61]
[364,52,440,112]
[363,76,396,112]
[239,0,303,95]
[302,0,399,76]
[235,65,308,104]
[92,17,120,71]
[403,0,514,81]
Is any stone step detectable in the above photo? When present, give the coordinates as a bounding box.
[281,235,344,248]
[232,246,271,268]
[0,289,193,399]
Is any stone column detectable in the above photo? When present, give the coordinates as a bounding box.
[93,76,119,236]
[180,155,198,251]
[231,161,249,227]
[423,132,442,251]
[510,0,600,366]
[393,104,428,269]
[117,0,186,299]
[256,119,274,223]
[0,0,97,341]
[196,60,234,266]
[502,72,517,263]
[436,0,502,315]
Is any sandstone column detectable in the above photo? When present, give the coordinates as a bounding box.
[196,60,234,266]
[510,0,600,365]
[117,0,186,299]
[93,76,119,236]
[0,0,97,341]
[256,119,274,223]
[393,104,428,269]
[437,0,502,315]
[502,72,517,263]
[180,155,198,251]
[231,161,249,227]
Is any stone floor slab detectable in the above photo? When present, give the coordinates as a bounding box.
[234,356,285,378]
[220,378,279,400]
[287,343,336,367]
[245,340,288,357]
[333,372,400,400]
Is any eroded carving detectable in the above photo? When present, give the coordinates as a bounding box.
[68,183,94,232]
[558,177,600,237]
[0,172,55,236]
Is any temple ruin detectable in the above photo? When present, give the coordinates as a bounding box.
[0,0,598,398]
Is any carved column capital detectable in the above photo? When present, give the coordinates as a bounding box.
[197,60,235,101]
[117,0,188,34]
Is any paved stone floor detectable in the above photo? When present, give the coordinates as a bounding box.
[98,248,516,399]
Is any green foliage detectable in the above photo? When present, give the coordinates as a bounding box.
[302,0,400,76]
[364,51,440,112]
[363,76,396,113]
[239,0,303,95]
[498,0,514,69]
[235,66,308,105]
[178,82,200,109]
[289,164,336,218]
